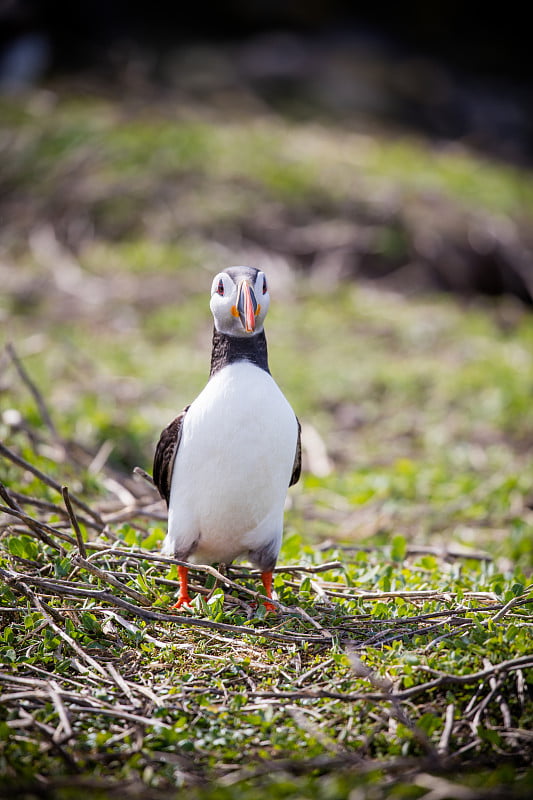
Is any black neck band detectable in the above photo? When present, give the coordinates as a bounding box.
[209,328,270,377]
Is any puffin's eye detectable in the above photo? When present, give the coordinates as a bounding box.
[217,279,225,296]
[262,276,268,295]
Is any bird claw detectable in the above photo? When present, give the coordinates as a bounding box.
[171,595,193,610]
[250,599,277,614]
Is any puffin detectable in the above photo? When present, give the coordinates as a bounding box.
[153,266,301,611]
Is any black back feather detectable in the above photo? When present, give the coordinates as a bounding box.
[152,406,189,506]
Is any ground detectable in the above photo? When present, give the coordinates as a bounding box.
[0,85,532,799]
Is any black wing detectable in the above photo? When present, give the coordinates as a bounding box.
[289,417,302,487]
[153,406,190,506]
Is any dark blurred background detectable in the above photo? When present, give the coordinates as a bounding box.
[2,1,532,307]
[1,1,531,164]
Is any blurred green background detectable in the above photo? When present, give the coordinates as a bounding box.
[1,8,533,797]
[2,2,533,569]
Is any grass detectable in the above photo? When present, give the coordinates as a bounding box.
[1,89,533,799]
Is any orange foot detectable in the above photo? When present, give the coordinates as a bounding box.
[261,570,277,613]
[171,565,192,610]
[171,594,192,609]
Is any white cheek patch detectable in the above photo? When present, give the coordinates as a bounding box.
[257,271,268,297]
[210,269,270,335]
[254,273,270,316]
[210,272,233,298]
[255,293,270,328]
[210,295,237,331]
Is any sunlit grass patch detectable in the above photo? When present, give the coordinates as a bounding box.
[1,90,533,798]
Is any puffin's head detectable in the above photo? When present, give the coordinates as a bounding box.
[210,266,270,337]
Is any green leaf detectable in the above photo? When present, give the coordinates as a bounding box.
[391,535,407,562]
[142,527,165,550]
[7,537,24,557]
[2,648,16,662]
[80,612,102,634]
[54,557,71,578]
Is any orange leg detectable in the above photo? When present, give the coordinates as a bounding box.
[171,565,193,609]
[261,570,277,613]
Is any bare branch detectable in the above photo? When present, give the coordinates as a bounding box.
[6,341,60,440]
[0,502,67,551]
[62,485,87,558]
[492,584,533,621]
[9,578,109,678]
[0,440,103,525]
[71,554,150,605]
[133,465,155,487]
[0,567,329,644]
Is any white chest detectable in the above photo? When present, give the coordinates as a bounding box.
[168,362,298,553]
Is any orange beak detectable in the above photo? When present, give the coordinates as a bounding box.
[237,280,257,333]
